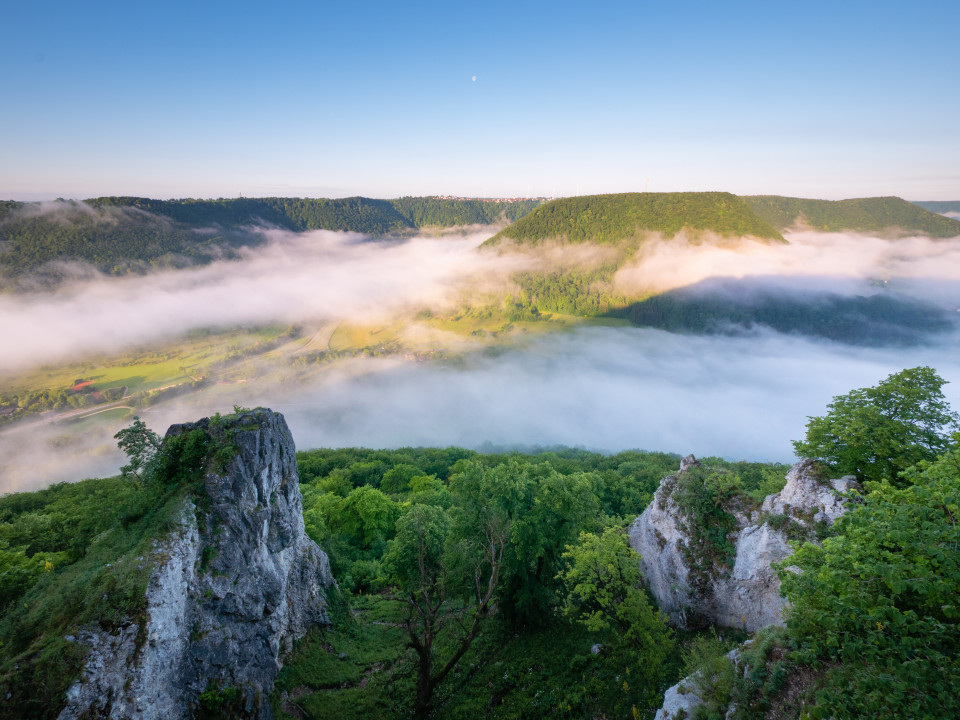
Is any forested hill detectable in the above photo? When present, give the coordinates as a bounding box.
[85,196,542,233]
[743,195,960,236]
[911,200,960,215]
[0,196,543,283]
[484,192,786,247]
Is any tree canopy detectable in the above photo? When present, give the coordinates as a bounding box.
[778,439,960,718]
[792,366,958,484]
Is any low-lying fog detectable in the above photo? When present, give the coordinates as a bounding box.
[2,226,960,493]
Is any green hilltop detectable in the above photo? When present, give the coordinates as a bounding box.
[485,192,786,247]
[743,195,960,236]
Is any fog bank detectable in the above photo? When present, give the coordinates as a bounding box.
[3,325,959,493]
[615,231,960,299]
[0,229,522,372]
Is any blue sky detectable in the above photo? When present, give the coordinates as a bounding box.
[2,0,958,200]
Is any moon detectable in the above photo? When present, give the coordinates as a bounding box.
[471,75,477,82]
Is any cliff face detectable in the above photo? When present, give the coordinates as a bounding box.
[628,456,858,632]
[58,409,334,720]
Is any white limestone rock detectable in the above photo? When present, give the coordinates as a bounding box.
[629,456,859,632]
[57,409,335,720]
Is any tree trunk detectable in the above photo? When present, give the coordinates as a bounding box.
[414,637,434,718]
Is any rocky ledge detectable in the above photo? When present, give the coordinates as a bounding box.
[628,456,859,632]
[58,409,334,720]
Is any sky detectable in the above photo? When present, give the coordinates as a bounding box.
[2,0,959,201]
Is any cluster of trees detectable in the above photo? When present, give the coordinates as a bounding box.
[294,446,789,717]
[1,384,127,426]
[87,196,542,234]
[512,269,628,317]
[486,192,784,247]
[614,282,955,346]
[680,366,960,719]
[743,195,960,236]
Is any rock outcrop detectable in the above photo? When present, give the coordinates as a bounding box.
[58,409,334,720]
[654,648,741,720]
[628,456,858,632]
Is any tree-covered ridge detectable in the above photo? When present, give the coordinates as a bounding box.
[744,195,960,237]
[0,201,227,279]
[88,196,542,233]
[485,192,786,247]
[611,279,958,346]
[912,200,960,214]
[0,196,543,284]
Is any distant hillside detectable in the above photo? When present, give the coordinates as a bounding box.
[87,196,542,234]
[485,192,785,247]
[743,195,960,237]
[0,196,543,286]
[610,277,957,346]
[912,200,960,215]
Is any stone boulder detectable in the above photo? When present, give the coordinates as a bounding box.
[58,409,334,720]
[628,456,858,632]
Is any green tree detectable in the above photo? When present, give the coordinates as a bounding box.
[792,366,958,484]
[381,503,505,718]
[113,416,161,482]
[558,526,673,682]
[778,439,960,718]
[450,459,599,625]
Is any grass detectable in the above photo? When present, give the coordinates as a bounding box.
[1,324,294,400]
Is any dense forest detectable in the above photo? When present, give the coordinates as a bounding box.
[912,200,960,214]
[2,367,958,718]
[611,279,958,346]
[485,192,786,247]
[0,196,542,284]
[743,195,960,236]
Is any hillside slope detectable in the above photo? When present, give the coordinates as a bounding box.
[912,200,960,215]
[0,196,543,284]
[744,195,960,236]
[485,192,785,247]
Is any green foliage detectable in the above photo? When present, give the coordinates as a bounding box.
[559,526,674,678]
[0,196,542,285]
[777,442,960,719]
[151,428,212,487]
[0,416,245,718]
[450,459,600,624]
[0,484,187,718]
[912,200,960,214]
[196,681,244,719]
[680,631,738,715]
[381,503,449,596]
[390,197,542,228]
[792,366,958,484]
[273,592,674,720]
[380,463,421,494]
[487,192,784,246]
[114,416,161,482]
[669,467,746,593]
[297,445,680,595]
[744,195,960,236]
[513,267,628,317]
[615,283,955,346]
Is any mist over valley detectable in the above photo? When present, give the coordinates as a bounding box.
[3,194,960,493]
